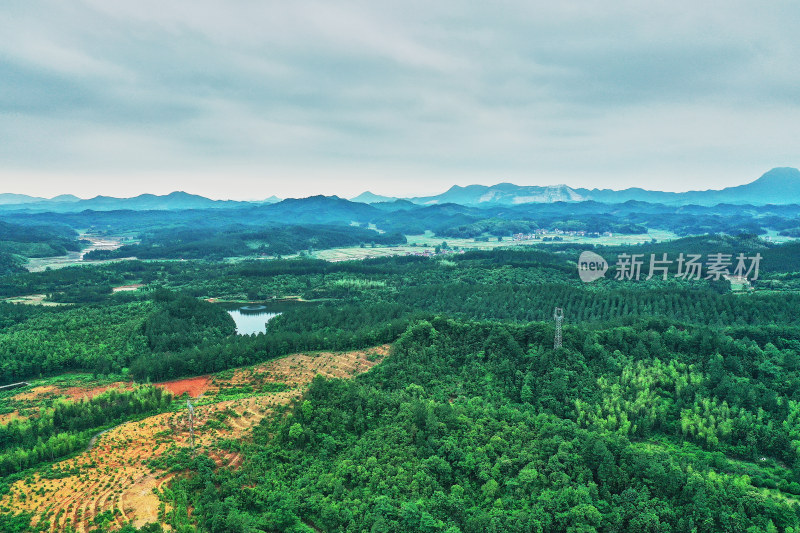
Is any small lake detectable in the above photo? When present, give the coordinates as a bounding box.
[223,301,316,336]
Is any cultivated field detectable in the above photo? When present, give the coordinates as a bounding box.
[0,345,389,532]
[312,229,680,262]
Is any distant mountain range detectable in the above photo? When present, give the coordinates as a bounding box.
[0,191,281,212]
[0,168,798,212]
[353,167,800,207]
[0,193,82,205]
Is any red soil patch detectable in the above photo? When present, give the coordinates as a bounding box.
[157,375,211,398]
[62,382,133,401]
[11,384,57,402]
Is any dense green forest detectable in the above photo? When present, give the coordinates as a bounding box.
[2,235,800,385]
[0,221,80,256]
[0,291,234,382]
[162,317,800,532]
[0,252,24,277]
[83,225,407,261]
[2,236,798,384]
[0,232,799,532]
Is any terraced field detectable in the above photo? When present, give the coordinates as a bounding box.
[1,345,389,532]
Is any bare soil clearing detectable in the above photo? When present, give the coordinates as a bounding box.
[11,381,132,403]
[156,376,211,398]
[1,294,65,306]
[112,284,145,292]
[62,382,133,401]
[1,345,389,532]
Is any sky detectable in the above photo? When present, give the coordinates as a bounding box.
[1,1,799,200]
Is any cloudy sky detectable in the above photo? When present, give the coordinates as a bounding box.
[1,1,798,200]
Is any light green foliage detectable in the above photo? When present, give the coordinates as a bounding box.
[576,359,703,436]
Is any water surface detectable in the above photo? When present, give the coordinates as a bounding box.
[223,301,317,335]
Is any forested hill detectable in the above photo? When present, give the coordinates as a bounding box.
[0,252,24,277]
[83,225,406,261]
[0,220,82,275]
[168,317,800,532]
[0,221,80,268]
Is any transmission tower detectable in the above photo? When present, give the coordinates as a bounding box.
[186,399,195,452]
[553,307,564,349]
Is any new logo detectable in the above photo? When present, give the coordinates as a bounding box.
[578,251,608,282]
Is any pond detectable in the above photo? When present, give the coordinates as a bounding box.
[223,301,317,336]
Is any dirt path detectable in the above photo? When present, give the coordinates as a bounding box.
[86,425,119,451]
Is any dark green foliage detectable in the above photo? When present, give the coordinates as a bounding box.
[84,225,406,260]
[0,252,25,276]
[129,301,414,381]
[0,220,80,259]
[173,318,800,532]
[143,290,236,352]
[4,239,799,384]
[0,262,130,301]
[0,291,233,383]
[0,239,799,531]
[0,511,33,533]
[0,302,152,382]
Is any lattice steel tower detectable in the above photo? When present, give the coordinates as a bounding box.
[186,399,195,452]
[554,307,564,349]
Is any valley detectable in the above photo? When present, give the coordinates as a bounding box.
[24,233,132,272]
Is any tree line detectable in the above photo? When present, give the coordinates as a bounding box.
[0,385,172,476]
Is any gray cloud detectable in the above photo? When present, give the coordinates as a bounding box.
[1,0,798,199]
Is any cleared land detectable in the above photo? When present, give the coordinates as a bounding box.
[1,345,389,532]
[0,376,133,425]
[312,230,680,262]
[1,294,66,306]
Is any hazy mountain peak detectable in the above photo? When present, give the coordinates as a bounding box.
[351,191,400,204]
[749,167,800,186]
[50,194,81,202]
[0,193,45,205]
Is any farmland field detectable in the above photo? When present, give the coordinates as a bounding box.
[311,229,680,262]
